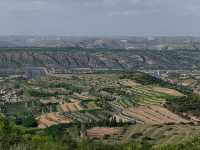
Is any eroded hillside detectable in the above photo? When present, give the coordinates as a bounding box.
[0,49,200,75]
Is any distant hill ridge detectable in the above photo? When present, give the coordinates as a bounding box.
[0,48,199,74]
[0,36,200,50]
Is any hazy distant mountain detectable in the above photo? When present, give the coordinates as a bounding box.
[0,36,199,75]
[0,40,18,47]
[0,36,200,50]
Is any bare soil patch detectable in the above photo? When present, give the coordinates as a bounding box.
[119,79,140,87]
[74,92,95,100]
[60,101,83,112]
[37,112,72,128]
[87,127,121,139]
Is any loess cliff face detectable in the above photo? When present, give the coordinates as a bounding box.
[0,49,200,73]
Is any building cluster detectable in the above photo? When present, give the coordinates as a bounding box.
[0,88,23,104]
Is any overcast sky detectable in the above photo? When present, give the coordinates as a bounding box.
[0,0,200,36]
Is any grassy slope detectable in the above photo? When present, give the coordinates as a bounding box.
[108,124,200,146]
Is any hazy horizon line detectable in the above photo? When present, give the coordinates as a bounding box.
[0,35,200,38]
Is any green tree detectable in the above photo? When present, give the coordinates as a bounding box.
[23,114,37,127]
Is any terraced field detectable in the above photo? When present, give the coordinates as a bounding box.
[63,110,112,123]
[43,74,186,126]
[38,112,72,128]
[80,100,99,110]
[59,101,83,113]
[152,87,183,96]
[3,71,200,149]
[119,79,140,87]
[123,105,188,124]
[73,93,95,100]
[87,127,122,139]
[110,84,181,109]
[160,71,200,94]
[84,123,200,146]
[3,72,187,129]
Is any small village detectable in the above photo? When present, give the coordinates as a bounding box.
[0,88,23,104]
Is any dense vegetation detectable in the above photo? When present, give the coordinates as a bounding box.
[0,114,149,150]
[49,83,82,94]
[166,95,200,116]
[158,137,200,150]
[28,90,59,97]
[1,114,200,150]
